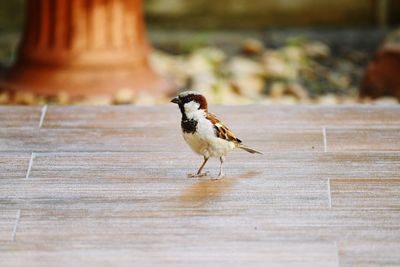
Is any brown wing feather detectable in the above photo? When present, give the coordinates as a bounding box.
[206,113,242,144]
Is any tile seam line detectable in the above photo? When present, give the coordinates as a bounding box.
[327,178,332,208]
[11,210,21,242]
[25,152,35,179]
[38,105,48,128]
[334,241,339,267]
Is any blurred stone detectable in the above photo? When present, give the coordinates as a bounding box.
[188,48,226,75]
[304,41,331,58]
[134,92,157,105]
[14,91,36,105]
[55,91,70,105]
[231,76,264,98]
[259,97,275,105]
[373,96,399,105]
[201,47,227,64]
[222,93,252,105]
[270,82,286,98]
[282,46,305,62]
[190,73,217,92]
[114,88,135,104]
[241,39,264,55]
[274,95,298,105]
[150,50,188,88]
[208,83,229,104]
[263,50,297,79]
[0,92,10,104]
[150,51,174,76]
[317,94,339,105]
[198,82,249,105]
[287,83,309,100]
[76,96,113,105]
[187,54,214,76]
[269,82,308,100]
[327,72,351,90]
[339,96,359,104]
[382,29,400,51]
[298,97,312,104]
[35,96,47,106]
[229,57,264,76]
[228,56,264,98]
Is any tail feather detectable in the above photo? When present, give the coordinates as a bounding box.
[238,144,263,154]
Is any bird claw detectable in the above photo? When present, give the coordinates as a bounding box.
[187,172,209,178]
[211,173,225,180]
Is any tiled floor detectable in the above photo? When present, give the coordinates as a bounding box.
[0,105,399,266]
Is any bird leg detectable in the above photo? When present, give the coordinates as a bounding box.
[212,156,225,180]
[187,157,209,178]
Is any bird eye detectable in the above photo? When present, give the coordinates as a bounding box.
[180,96,190,103]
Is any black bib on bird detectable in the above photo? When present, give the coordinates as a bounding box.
[181,119,197,134]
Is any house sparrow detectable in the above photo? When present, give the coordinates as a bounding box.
[171,91,262,179]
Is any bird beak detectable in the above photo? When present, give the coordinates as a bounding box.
[170,97,180,104]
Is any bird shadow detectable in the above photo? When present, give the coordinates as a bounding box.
[179,171,261,207]
[237,170,261,179]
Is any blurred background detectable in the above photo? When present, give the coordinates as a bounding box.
[0,0,399,105]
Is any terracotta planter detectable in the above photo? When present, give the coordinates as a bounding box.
[0,0,173,97]
[360,46,400,100]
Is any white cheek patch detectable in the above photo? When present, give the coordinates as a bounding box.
[184,101,200,118]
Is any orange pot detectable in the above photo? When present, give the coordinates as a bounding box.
[361,47,400,100]
[0,0,173,97]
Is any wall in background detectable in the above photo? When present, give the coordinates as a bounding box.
[0,0,399,33]
[146,0,400,29]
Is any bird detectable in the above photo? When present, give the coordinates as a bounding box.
[171,91,262,179]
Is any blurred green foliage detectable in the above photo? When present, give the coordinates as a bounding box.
[0,1,24,66]
[0,0,24,32]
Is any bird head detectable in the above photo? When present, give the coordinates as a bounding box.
[171,91,208,114]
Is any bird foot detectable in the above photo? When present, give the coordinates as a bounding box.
[211,173,225,180]
[187,172,209,178]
